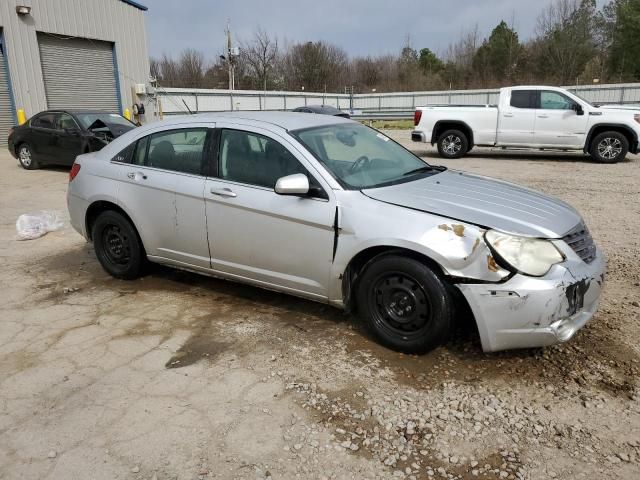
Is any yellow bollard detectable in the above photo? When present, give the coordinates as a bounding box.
[17,109,26,125]
[123,108,131,121]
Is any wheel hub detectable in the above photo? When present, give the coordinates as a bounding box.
[373,273,430,334]
[102,225,130,264]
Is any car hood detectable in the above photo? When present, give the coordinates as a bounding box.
[362,170,582,238]
[596,104,640,113]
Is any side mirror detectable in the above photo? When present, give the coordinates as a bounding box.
[274,173,309,196]
[573,104,584,116]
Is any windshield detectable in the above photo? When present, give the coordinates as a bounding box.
[76,113,135,129]
[291,123,443,189]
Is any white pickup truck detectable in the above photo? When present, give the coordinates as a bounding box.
[412,85,640,163]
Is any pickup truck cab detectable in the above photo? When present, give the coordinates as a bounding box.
[412,86,640,163]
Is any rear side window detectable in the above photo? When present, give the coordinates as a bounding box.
[112,143,135,163]
[31,113,58,129]
[510,90,537,109]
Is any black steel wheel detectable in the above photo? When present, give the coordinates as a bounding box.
[356,255,453,353]
[92,210,145,279]
[437,129,469,159]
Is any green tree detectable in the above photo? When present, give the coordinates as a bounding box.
[606,0,640,81]
[473,21,522,85]
[418,48,444,76]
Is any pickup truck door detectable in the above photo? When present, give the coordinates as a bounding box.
[533,90,589,148]
[496,89,537,146]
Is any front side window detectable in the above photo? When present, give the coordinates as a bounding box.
[31,113,58,129]
[292,123,441,189]
[510,90,537,109]
[57,113,78,130]
[540,91,574,110]
[145,129,208,175]
[218,129,309,189]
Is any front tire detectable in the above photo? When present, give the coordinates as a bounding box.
[437,129,469,159]
[17,143,39,170]
[356,255,453,354]
[589,132,628,163]
[92,211,145,280]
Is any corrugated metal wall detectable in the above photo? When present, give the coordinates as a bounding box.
[0,40,15,146]
[0,0,149,118]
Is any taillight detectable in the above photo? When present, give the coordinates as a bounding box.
[69,163,81,182]
[414,110,422,126]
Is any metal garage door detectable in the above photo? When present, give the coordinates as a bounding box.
[37,33,120,112]
[0,43,14,146]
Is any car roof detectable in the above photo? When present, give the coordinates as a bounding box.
[156,111,353,131]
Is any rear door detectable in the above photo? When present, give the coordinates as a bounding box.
[533,90,589,148]
[112,125,213,268]
[29,112,59,162]
[497,89,537,146]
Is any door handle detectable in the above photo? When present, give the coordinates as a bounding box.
[503,113,514,117]
[537,115,549,118]
[127,171,147,180]
[210,187,237,198]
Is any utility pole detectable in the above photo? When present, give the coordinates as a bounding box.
[225,21,235,91]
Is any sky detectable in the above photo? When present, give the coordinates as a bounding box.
[143,0,607,60]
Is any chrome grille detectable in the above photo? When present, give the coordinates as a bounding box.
[563,222,596,264]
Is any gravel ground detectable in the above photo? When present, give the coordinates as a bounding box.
[1,134,639,480]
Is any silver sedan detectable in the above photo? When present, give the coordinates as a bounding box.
[66,112,605,353]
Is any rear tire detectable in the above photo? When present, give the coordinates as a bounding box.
[589,131,628,163]
[356,255,453,354]
[437,129,469,159]
[17,143,39,170]
[92,211,145,280]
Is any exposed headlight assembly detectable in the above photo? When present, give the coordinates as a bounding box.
[485,230,564,277]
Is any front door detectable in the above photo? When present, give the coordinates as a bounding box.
[533,90,589,148]
[204,125,336,299]
[497,89,537,146]
[53,113,83,164]
[111,125,212,269]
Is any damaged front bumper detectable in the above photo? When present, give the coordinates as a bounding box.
[457,247,605,352]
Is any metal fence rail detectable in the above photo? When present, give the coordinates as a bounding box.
[156,83,640,120]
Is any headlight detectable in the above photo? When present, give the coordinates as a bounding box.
[485,230,564,277]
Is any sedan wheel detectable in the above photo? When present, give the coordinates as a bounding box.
[92,210,145,279]
[18,144,39,170]
[356,255,453,353]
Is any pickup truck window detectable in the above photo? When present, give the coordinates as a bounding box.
[540,91,574,110]
[510,90,537,109]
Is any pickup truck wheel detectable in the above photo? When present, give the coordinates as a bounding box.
[92,211,145,280]
[590,132,628,163]
[356,255,453,354]
[437,130,468,159]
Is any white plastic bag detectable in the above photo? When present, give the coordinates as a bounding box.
[16,211,64,240]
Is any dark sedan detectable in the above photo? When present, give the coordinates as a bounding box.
[292,104,350,118]
[8,110,136,170]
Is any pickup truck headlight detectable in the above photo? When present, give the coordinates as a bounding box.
[485,230,564,277]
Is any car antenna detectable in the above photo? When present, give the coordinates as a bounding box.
[182,99,193,115]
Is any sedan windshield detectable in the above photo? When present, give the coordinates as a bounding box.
[291,123,444,189]
[76,113,134,129]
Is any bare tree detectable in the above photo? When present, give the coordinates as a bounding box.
[241,28,278,91]
[178,48,206,88]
